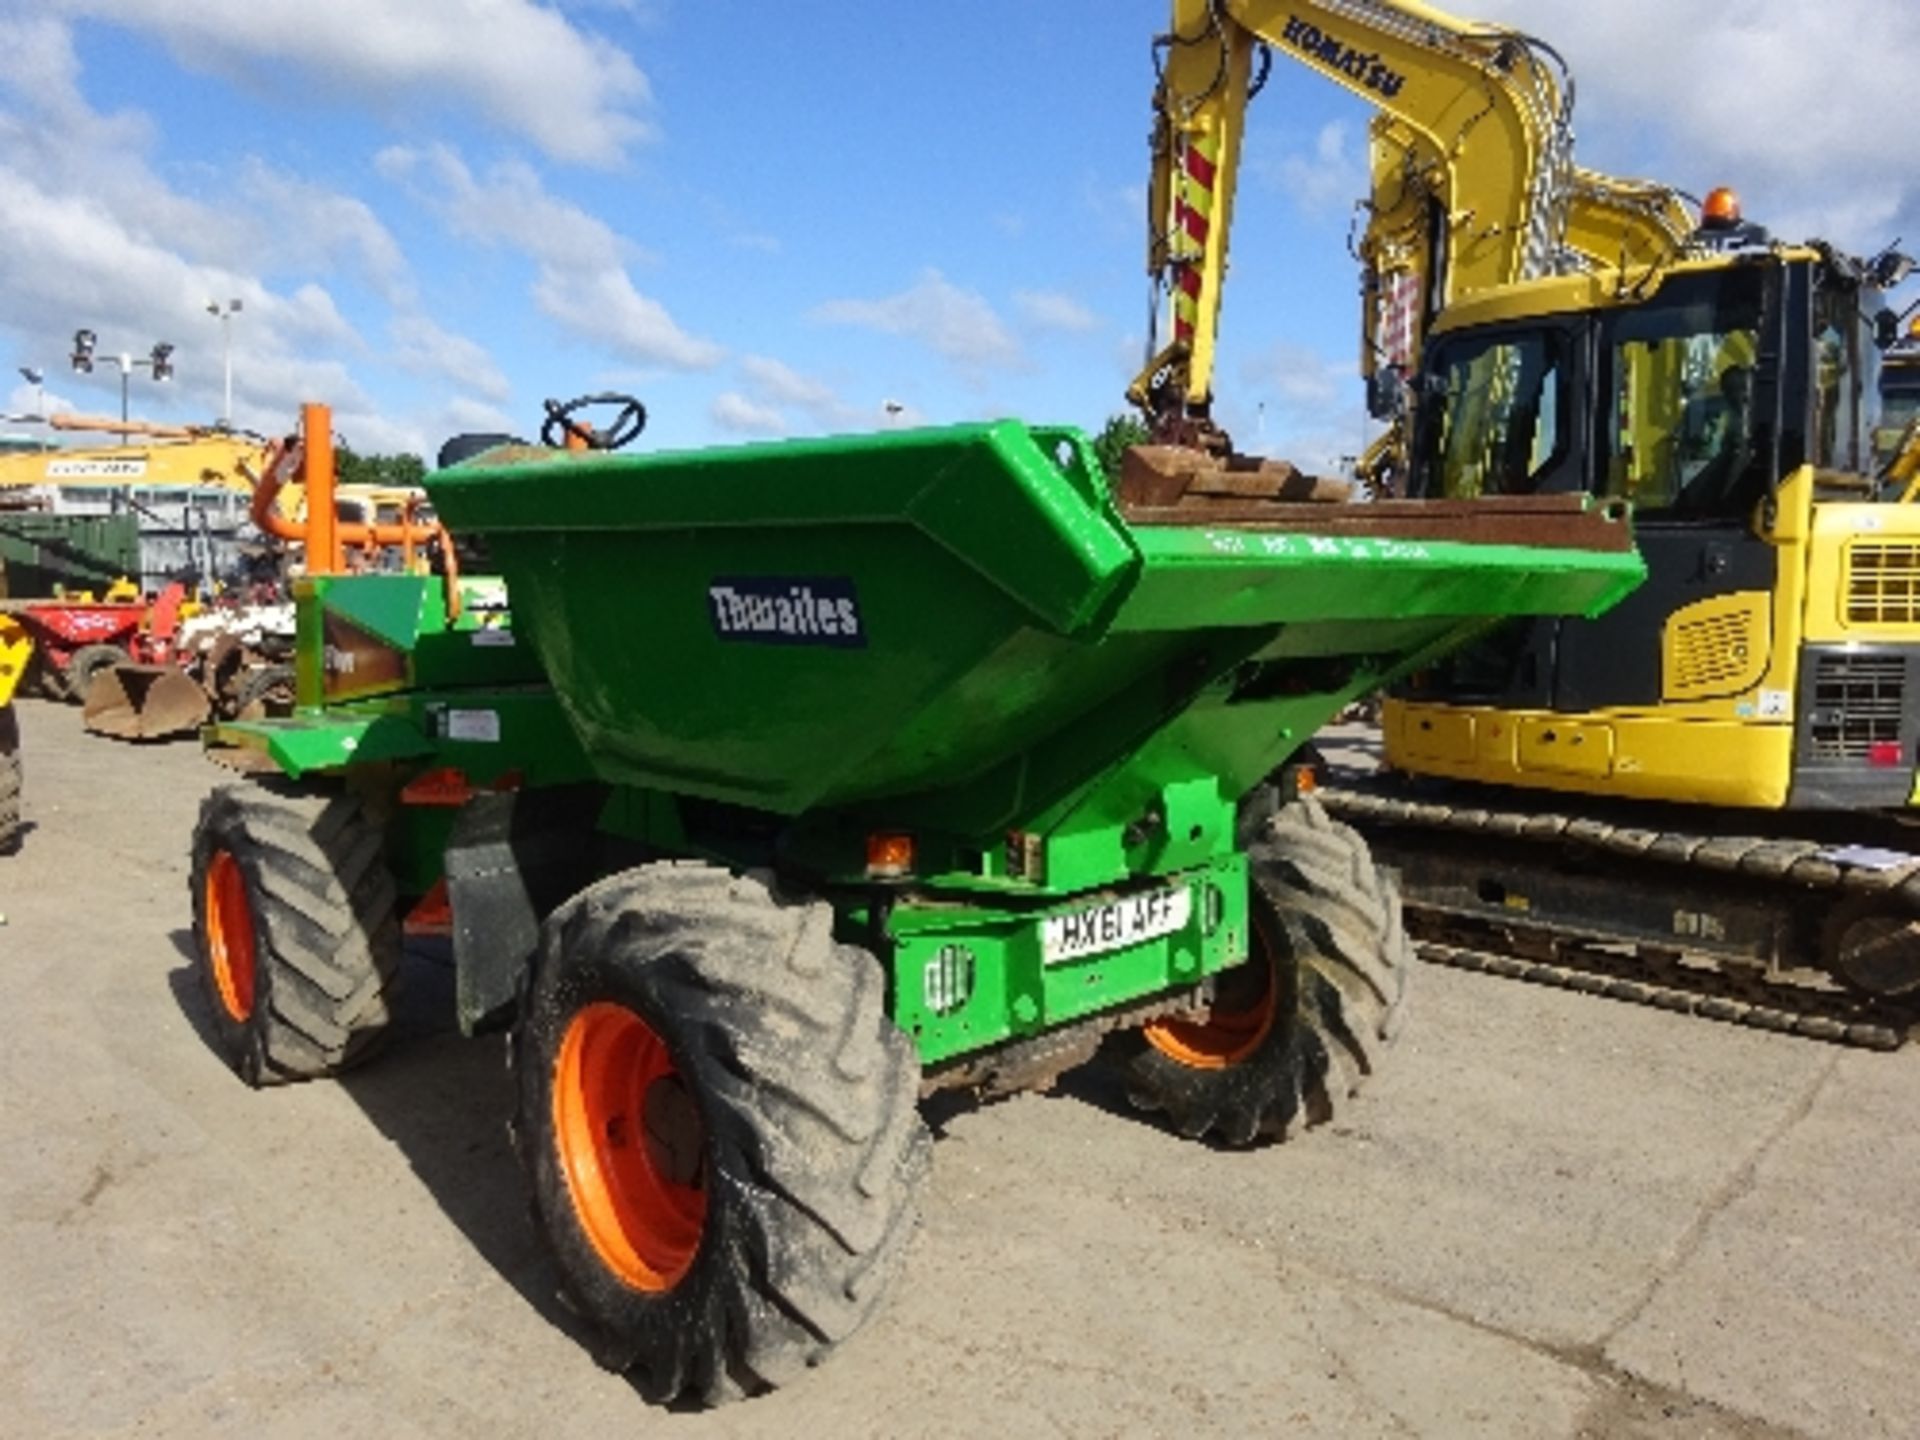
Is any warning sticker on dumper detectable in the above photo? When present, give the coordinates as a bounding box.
[708,576,865,648]
[444,709,501,742]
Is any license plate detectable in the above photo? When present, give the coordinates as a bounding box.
[1042,885,1192,965]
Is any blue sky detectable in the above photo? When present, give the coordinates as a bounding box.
[2,1,1915,471]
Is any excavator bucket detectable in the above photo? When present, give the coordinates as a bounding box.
[82,663,210,741]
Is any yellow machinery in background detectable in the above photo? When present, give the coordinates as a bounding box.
[0,415,271,600]
[0,613,27,853]
[0,414,267,495]
[1135,0,1920,1042]
[1340,218,1920,1048]
[1386,240,1918,812]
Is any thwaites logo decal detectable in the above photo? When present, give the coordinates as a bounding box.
[322,609,409,698]
[708,576,865,649]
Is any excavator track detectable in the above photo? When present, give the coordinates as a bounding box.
[1319,783,1920,1050]
[1414,937,1909,1051]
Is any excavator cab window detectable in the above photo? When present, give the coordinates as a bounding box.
[1419,329,1570,498]
[1811,268,1875,474]
[1599,267,1767,519]
[1879,362,1920,471]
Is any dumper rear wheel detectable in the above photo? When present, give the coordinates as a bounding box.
[188,782,401,1085]
[513,863,930,1406]
[1125,795,1409,1144]
[0,705,19,854]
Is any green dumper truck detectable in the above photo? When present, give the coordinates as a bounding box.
[189,401,1640,1404]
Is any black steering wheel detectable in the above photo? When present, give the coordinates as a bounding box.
[540,393,649,451]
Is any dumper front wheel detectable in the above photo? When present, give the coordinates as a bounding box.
[0,705,19,854]
[513,863,930,1406]
[1125,795,1409,1144]
[188,782,401,1085]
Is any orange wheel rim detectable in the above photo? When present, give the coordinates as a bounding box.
[1142,924,1278,1070]
[553,1002,707,1293]
[204,850,257,1023]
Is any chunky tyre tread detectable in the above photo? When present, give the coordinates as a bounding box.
[0,705,18,855]
[232,663,297,719]
[66,643,132,705]
[1126,794,1410,1144]
[514,862,929,1407]
[189,781,401,1085]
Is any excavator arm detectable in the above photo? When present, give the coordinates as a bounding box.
[1133,0,1580,443]
[1359,121,1694,379]
[1563,168,1696,276]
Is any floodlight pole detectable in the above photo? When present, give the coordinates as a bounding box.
[206,299,242,428]
[70,330,172,441]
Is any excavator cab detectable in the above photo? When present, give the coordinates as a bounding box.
[1391,245,1915,811]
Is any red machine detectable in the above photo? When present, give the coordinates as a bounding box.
[14,583,190,702]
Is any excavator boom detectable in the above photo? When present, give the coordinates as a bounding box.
[1136,0,1696,464]
[1135,0,1581,440]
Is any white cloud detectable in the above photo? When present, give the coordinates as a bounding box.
[1241,341,1347,410]
[0,18,523,439]
[375,147,645,271]
[440,395,519,435]
[380,145,722,371]
[1015,290,1099,334]
[0,20,423,308]
[48,0,654,167]
[732,354,868,434]
[336,393,526,463]
[710,392,787,437]
[740,355,835,410]
[0,167,377,425]
[534,270,723,371]
[4,379,75,421]
[1227,341,1367,473]
[0,16,227,261]
[389,316,511,402]
[1258,120,1364,222]
[1468,0,1920,254]
[236,164,412,302]
[812,270,1021,370]
[330,407,433,461]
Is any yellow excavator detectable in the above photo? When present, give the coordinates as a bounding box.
[0,613,24,853]
[0,413,268,495]
[1134,0,1920,1045]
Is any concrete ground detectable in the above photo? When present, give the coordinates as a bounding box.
[2,696,1915,1439]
